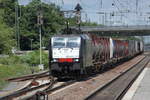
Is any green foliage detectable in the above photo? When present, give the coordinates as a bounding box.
[0,23,14,54]
[1,0,16,27]
[0,56,22,65]
[20,1,64,49]
[0,64,38,89]
[0,9,15,54]
[66,17,76,26]
[81,22,99,26]
[1,0,100,51]
[66,17,99,27]
[21,51,48,68]
[0,50,48,89]
[2,0,65,50]
[0,51,48,68]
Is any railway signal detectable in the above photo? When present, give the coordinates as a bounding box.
[74,3,82,30]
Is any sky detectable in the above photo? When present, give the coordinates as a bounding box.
[19,0,150,43]
[19,0,150,26]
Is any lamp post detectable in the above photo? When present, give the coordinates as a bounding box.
[15,0,19,50]
[37,1,44,70]
[30,39,33,50]
[15,0,22,50]
[39,22,42,65]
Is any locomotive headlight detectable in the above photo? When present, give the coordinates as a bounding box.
[53,59,57,62]
[74,59,79,62]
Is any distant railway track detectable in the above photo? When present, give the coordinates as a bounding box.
[85,56,150,100]
[7,70,49,82]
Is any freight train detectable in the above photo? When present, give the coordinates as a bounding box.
[49,29,143,77]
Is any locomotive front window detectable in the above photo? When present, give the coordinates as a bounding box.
[52,37,65,48]
[66,42,79,48]
[53,37,65,41]
[53,42,65,48]
[52,37,80,48]
[66,37,80,48]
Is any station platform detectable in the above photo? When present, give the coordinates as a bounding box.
[122,62,150,100]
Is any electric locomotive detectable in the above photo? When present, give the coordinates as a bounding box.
[49,33,92,77]
[49,28,144,77]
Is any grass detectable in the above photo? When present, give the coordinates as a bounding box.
[0,51,48,89]
[0,64,39,89]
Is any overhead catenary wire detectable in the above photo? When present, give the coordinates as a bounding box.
[44,0,150,25]
[112,0,136,24]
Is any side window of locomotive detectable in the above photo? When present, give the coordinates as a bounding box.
[66,37,80,48]
[52,37,65,48]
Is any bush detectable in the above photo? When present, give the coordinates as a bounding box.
[0,51,48,89]
[0,64,39,89]
[21,50,48,68]
[0,56,23,65]
[0,50,49,69]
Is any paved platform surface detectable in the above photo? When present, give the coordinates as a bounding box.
[122,62,150,100]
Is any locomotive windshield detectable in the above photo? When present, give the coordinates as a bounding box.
[52,37,65,48]
[52,37,80,48]
[66,37,80,48]
[53,42,65,47]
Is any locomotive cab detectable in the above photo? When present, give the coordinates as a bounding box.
[50,36,82,76]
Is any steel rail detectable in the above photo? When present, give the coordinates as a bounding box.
[7,70,49,82]
[27,79,77,100]
[0,77,55,100]
[85,56,149,100]
[28,56,146,100]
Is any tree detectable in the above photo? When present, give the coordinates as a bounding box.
[0,9,14,54]
[2,0,65,50]
[19,0,65,50]
[1,0,100,50]
[1,0,16,27]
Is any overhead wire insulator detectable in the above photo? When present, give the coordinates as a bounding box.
[112,3,115,6]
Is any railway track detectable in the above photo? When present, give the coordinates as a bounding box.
[27,79,77,100]
[1,67,80,100]
[0,78,77,100]
[0,76,55,100]
[85,56,150,100]
[0,55,147,100]
[0,70,52,100]
[7,70,49,82]
[1,72,77,100]
[21,56,146,100]
[26,56,146,100]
